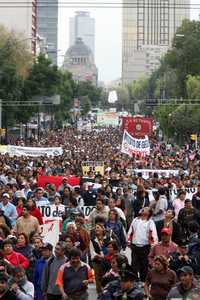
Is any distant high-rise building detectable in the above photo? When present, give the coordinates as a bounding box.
[69,11,95,57]
[0,0,37,54]
[37,0,58,65]
[122,0,190,84]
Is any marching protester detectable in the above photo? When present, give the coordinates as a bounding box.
[0,125,198,300]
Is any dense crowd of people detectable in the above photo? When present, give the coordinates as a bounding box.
[0,126,199,299]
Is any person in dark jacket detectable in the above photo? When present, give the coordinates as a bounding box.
[33,243,53,300]
[189,238,200,276]
[156,209,181,244]
[169,240,193,274]
[133,185,149,218]
[99,265,144,300]
[167,266,197,300]
[0,273,17,300]
[177,199,200,240]
[106,209,126,251]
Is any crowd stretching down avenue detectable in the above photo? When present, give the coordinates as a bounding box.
[0,126,199,300]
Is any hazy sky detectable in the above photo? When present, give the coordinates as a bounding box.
[58,0,200,83]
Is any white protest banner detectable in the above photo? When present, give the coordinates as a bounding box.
[39,204,95,246]
[7,145,63,157]
[121,130,150,157]
[170,187,197,202]
[134,169,179,179]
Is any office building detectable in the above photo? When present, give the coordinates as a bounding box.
[122,0,190,84]
[0,0,37,54]
[37,0,58,65]
[63,38,98,86]
[69,11,95,57]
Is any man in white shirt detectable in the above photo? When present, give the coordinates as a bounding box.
[128,207,158,282]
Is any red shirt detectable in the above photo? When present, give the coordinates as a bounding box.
[4,251,29,269]
[30,207,43,225]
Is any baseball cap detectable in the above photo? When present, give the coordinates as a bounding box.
[161,227,172,235]
[41,243,53,251]
[2,193,10,199]
[178,266,193,276]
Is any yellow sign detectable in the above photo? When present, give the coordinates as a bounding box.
[82,161,104,176]
[191,134,197,141]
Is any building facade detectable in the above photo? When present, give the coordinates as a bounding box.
[0,0,37,54]
[69,11,95,57]
[63,38,98,86]
[122,0,190,84]
[37,0,58,65]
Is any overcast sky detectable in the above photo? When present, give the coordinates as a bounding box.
[58,0,200,83]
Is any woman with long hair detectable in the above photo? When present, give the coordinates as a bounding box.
[90,223,114,294]
[144,255,176,300]
[106,209,126,250]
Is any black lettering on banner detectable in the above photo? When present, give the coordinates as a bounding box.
[39,206,46,217]
[45,206,51,217]
[53,207,59,217]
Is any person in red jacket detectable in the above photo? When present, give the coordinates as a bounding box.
[27,198,43,225]
[3,239,29,269]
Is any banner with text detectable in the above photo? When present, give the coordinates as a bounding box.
[133,169,179,179]
[7,145,63,157]
[121,130,150,157]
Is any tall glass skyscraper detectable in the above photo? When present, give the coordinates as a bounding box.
[69,11,95,58]
[37,0,58,65]
[122,0,190,84]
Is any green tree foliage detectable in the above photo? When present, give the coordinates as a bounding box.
[81,95,91,116]
[75,81,103,107]
[186,75,200,100]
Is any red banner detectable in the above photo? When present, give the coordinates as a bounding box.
[122,116,153,137]
[37,176,80,190]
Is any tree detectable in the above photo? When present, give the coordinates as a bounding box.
[186,75,200,100]
[81,95,91,115]
[75,81,104,107]
[0,26,33,129]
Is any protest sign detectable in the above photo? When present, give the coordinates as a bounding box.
[37,176,80,189]
[7,145,63,157]
[133,169,179,179]
[39,204,95,246]
[82,161,104,176]
[121,130,150,157]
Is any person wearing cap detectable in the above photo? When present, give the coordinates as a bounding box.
[116,266,144,300]
[177,199,200,240]
[34,188,50,207]
[148,227,178,267]
[169,240,193,274]
[144,255,176,300]
[0,193,17,228]
[167,266,196,299]
[98,264,143,300]
[33,243,53,300]
[0,272,17,300]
